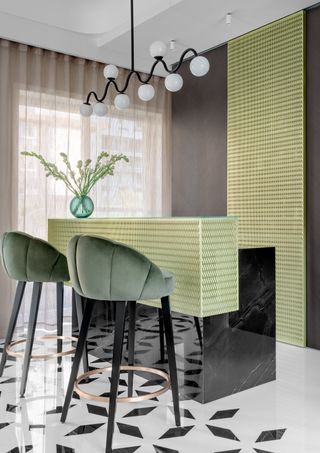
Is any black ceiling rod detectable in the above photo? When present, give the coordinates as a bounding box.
[131,0,135,72]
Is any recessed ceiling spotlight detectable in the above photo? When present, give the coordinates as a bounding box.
[169,40,176,51]
[226,12,232,25]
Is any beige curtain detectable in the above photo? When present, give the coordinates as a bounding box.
[0,39,172,335]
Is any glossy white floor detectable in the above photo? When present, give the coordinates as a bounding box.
[0,337,319,453]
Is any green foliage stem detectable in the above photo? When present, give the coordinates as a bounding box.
[21,150,129,197]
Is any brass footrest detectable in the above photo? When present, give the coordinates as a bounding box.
[74,365,171,403]
[6,335,78,360]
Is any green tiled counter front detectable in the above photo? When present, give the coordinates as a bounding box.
[48,217,238,317]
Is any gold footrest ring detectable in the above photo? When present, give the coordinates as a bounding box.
[6,335,78,360]
[74,365,171,403]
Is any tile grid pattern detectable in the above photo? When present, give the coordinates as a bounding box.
[227,12,306,345]
[201,218,238,315]
[48,218,238,317]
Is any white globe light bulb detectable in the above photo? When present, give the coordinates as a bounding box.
[80,103,93,117]
[93,102,107,117]
[190,56,210,77]
[149,41,167,58]
[164,73,183,92]
[138,84,155,102]
[103,64,119,79]
[114,94,130,110]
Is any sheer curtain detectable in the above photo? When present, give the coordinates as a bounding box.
[0,39,172,335]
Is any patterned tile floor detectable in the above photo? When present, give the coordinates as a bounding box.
[0,331,320,453]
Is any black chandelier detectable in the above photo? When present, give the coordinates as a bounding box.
[80,0,210,117]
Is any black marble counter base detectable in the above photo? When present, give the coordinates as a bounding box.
[199,247,276,402]
[74,247,275,404]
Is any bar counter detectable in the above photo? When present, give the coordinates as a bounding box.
[48,217,275,403]
[48,217,239,317]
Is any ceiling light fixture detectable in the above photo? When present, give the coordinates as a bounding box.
[226,13,232,25]
[169,40,176,51]
[80,0,210,117]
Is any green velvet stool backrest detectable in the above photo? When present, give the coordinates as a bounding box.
[0,231,69,283]
[68,234,175,301]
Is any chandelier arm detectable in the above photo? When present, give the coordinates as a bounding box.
[135,60,162,84]
[109,60,160,95]
[98,80,115,103]
[135,72,153,85]
[85,91,100,104]
[159,59,173,73]
[111,70,136,94]
[169,48,198,73]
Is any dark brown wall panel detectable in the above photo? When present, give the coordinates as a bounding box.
[307,5,320,348]
[172,45,227,216]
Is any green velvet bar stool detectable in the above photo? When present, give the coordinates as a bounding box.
[61,234,181,453]
[0,231,71,397]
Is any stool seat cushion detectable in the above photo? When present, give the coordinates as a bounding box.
[68,235,176,301]
[0,231,69,283]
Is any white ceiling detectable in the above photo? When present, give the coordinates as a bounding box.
[0,0,317,76]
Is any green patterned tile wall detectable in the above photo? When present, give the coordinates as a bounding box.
[227,12,306,345]
[48,217,238,317]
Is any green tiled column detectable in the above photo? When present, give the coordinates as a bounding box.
[227,12,306,346]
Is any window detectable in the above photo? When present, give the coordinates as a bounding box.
[18,90,165,236]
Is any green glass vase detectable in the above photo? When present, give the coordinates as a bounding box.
[70,195,94,218]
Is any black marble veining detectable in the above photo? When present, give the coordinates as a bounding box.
[195,248,275,402]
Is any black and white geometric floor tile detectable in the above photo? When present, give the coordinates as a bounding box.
[1,334,320,453]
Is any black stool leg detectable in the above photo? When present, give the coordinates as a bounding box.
[56,282,64,366]
[127,301,136,397]
[74,290,89,373]
[61,298,94,423]
[194,316,203,349]
[106,302,127,453]
[0,281,26,377]
[158,307,165,363]
[161,296,180,427]
[20,282,43,397]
